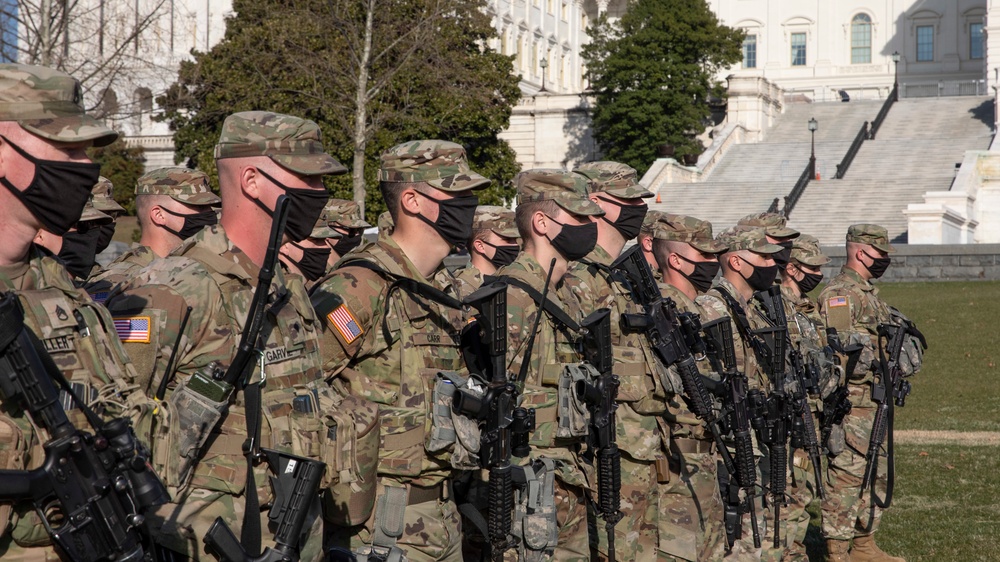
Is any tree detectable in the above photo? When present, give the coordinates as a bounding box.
[582,0,743,174]
[88,137,147,214]
[158,0,521,221]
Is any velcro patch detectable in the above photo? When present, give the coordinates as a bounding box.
[327,304,363,344]
[828,296,848,308]
[113,316,151,343]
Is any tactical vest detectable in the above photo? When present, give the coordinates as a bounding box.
[337,243,465,486]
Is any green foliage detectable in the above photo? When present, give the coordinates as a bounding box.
[582,0,743,174]
[87,138,146,214]
[158,0,521,222]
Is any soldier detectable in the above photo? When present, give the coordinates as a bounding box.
[310,140,486,561]
[91,176,127,259]
[0,63,143,560]
[106,111,343,560]
[33,193,114,281]
[440,205,519,300]
[776,234,834,561]
[319,198,371,268]
[697,226,785,561]
[648,213,729,561]
[737,212,799,274]
[494,169,604,561]
[279,201,336,287]
[561,161,667,561]
[639,210,667,277]
[86,167,221,303]
[819,225,908,562]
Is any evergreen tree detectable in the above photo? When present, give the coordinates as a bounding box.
[583,0,743,173]
[88,138,146,214]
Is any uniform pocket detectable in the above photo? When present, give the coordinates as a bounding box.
[0,415,25,535]
[322,394,380,527]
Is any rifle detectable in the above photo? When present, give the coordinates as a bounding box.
[749,286,792,548]
[859,317,926,513]
[701,317,761,550]
[452,282,535,561]
[0,292,169,562]
[575,308,622,562]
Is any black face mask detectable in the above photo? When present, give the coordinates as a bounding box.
[332,232,364,256]
[414,191,479,249]
[286,242,331,282]
[255,168,329,242]
[58,226,101,280]
[863,252,891,279]
[599,198,648,241]
[482,241,519,268]
[797,271,824,294]
[742,261,778,292]
[0,135,101,235]
[546,216,597,261]
[160,206,218,240]
[675,252,720,293]
[95,223,116,254]
[773,241,793,270]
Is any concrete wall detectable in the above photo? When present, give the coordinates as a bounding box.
[818,243,1000,281]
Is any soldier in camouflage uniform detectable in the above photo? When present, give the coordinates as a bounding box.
[310,140,486,561]
[279,198,336,288]
[492,169,604,561]
[106,111,343,560]
[737,213,800,276]
[560,161,667,561]
[819,225,906,562]
[647,213,729,561]
[777,234,834,561]
[639,210,667,278]
[0,63,145,561]
[86,167,221,303]
[318,198,372,268]
[34,190,115,282]
[697,226,786,562]
[91,176,127,261]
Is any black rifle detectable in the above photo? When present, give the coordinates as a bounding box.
[749,286,791,549]
[575,308,622,562]
[611,245,716,423]
[701,317,761,550]
[0,292,169,562]
[452,282,535,561]
[860,317,926,513]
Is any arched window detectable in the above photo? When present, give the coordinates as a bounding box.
[851,14,872,64]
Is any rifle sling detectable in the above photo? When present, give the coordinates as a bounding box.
[485,275,580,332]
[715,287,770,368]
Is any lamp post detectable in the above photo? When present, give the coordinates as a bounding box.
[808,117,818,179]
[539,58,548,93]
[891,51,901,100]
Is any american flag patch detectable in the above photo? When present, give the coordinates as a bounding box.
[828,296,848,308]
[89,291,109,304]
[114,317,151,343]
[327,304,363,344]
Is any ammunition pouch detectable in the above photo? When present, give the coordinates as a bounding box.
[427,371,482,470]
[0,414,25,537]
[557,363,596,439]
[156,372,229,490]
[322,394,381,527]
[353,485,409,562]
[889,307,924,377]
[826,424,847,457]
[513,458,558,562]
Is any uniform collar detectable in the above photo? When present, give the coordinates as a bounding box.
[839,266,875,292]
[583,244,614,267]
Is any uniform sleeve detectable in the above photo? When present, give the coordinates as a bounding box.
[504,287,540,384]
[818,286,876,377]
[310,266,382,378]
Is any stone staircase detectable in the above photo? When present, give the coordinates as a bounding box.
[786,96,994,244]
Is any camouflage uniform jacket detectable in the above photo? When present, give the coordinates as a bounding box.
[697,277,771,392]
[780,285,839,405]
[0,249,139,548]
[565,244,668,461]
[494,253,592,489]
[105,224,325,495]
[310,229,465,487]
[818,267,891,407]
[432,263,483,303]
[85,244,156,304]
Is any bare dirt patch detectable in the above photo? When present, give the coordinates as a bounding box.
[894,430,1000,446]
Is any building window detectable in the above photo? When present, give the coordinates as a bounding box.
[971,22,984,60]
[742,34,757,68]
[547,0,553,14]
[916,25,934,61]
[851,14,872,64]
[791,32,806,66]
[561,2,568,21]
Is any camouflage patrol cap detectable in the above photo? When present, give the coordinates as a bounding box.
[651,214,727,253]
[640,210,667,237]
[847,223,896,253]
[574,161,653,199]
[92,177,126,213]
[737,212,800,239]
[473,205,518,239]
[0,64,118,147]
[214,111,346,176]
[377,211,395,233]
[78,194,112,224]
[515,169,604,216]
[790,234,830,266]
[378,140,490,191]
[310,201,339,239]
[321,199,371,229]
[135,167,221,205]
[717,225,784,254]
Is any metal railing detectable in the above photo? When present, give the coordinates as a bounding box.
[782,163,813,217]
[835,121,869,179]
[902,79,988,99]
[868,84,897,140]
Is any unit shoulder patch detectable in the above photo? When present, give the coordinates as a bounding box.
[113,316,151,343]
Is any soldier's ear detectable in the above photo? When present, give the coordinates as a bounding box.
[399,187,422,216]
[532,211,549,236]
[640,236,652,252]
[241,166,262,200]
